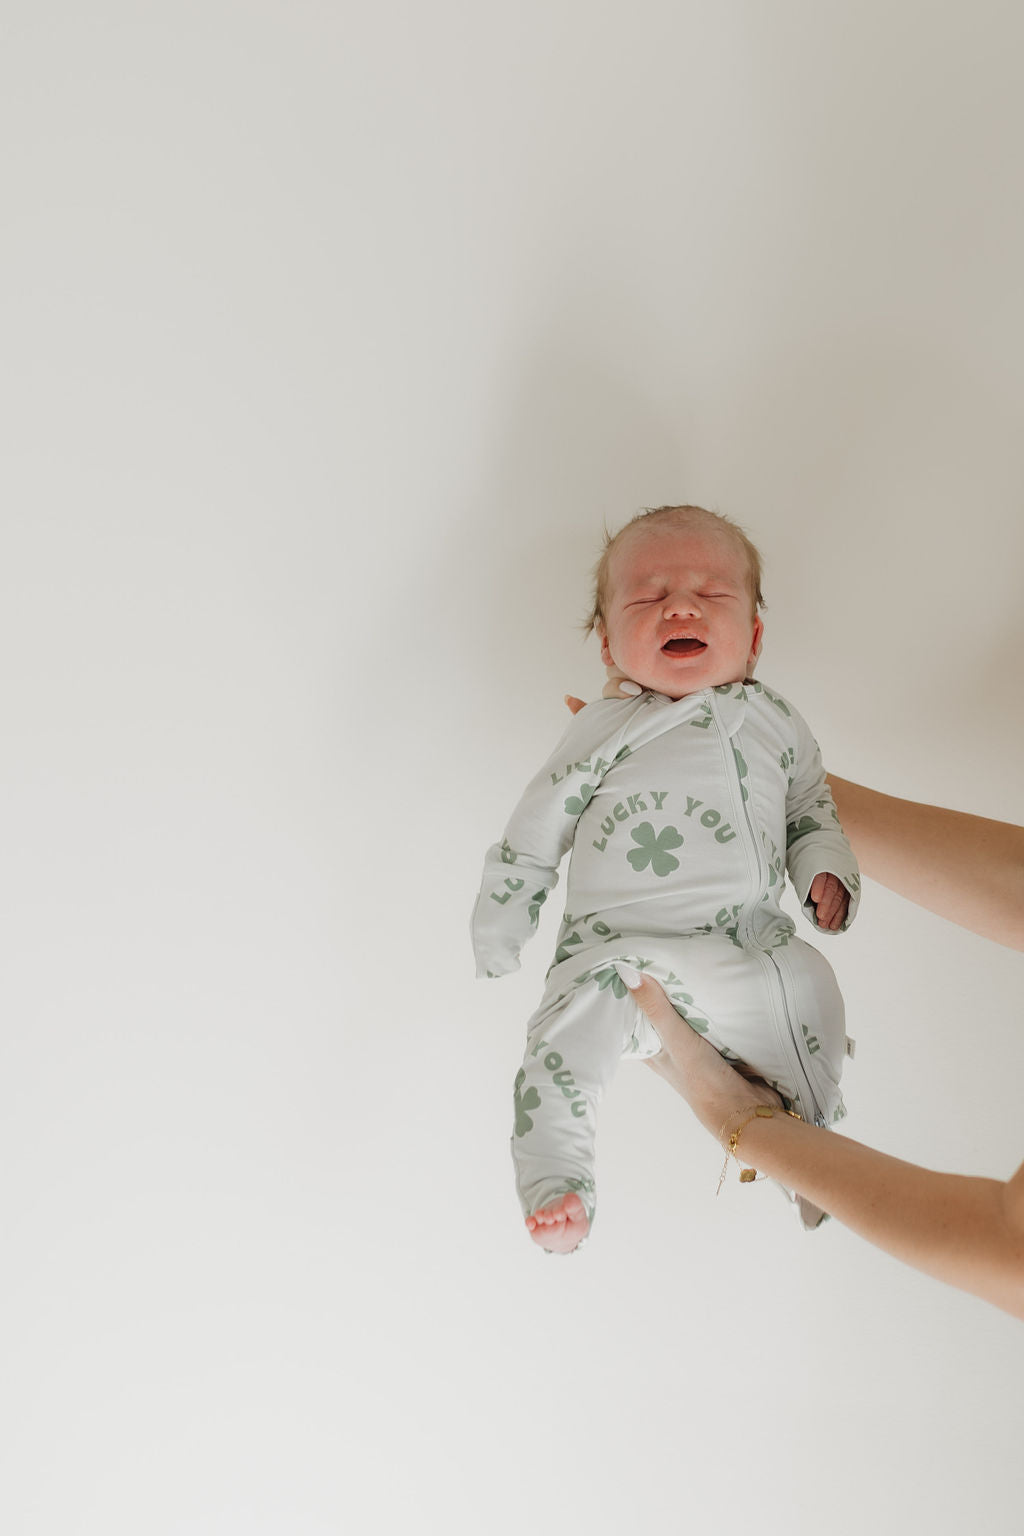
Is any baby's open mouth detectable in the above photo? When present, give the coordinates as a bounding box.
[661,637,707,656]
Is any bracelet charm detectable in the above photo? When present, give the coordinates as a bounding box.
[716,1102,802,1194]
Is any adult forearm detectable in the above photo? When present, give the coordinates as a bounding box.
[735,1114,1024,1319]
[826,775,1024,951]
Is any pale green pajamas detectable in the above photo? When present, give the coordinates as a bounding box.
[472,681,861,1231]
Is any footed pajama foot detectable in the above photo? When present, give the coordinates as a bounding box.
[525,1192,590,1254]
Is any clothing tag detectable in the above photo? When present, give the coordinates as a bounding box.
[845,1036,857,1059]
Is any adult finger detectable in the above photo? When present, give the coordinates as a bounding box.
[602,676,642,699]
[616,969,690,1041]
[616,971,717,1082]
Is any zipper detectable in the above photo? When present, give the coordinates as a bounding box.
[708,689,826,1125]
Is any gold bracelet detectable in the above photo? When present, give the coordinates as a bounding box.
[715,1103,803,1194]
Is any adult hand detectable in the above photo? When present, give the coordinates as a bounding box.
[809,872,850,931]
[616,969,781,1143]
[623,974,1024,1321]
[565,668,642,716]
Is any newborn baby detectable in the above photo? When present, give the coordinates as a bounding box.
[472,505,859,1253]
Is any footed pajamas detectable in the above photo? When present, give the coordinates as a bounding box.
[471,680,861,1229]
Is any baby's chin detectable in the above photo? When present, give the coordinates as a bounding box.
[629,664,752,700]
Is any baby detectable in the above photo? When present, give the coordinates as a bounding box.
[472,505,860,1253]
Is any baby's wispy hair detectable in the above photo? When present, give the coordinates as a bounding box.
[583,504,766,634]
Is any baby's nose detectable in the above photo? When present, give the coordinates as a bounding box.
[663,589,701,616]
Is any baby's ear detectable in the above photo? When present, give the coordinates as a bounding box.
[747,614,765,670]
[596,623,614,668]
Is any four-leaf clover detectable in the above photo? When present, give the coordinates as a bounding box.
[626,821,684,877]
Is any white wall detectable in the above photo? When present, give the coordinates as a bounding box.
[3,3,1023,1533]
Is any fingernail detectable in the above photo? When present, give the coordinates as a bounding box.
[620,681,642,696]
[614,962,643,989]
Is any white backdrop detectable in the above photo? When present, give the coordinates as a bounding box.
[3,4,1023,1533]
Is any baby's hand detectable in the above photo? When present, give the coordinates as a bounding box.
[809,872,850,931]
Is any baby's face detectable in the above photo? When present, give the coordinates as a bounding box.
[597,523,764,699]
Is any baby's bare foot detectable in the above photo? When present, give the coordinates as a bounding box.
[525,1192,590,1254]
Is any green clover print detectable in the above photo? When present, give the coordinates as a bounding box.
[762,686,791,717]
[733,746,749,803]
[761,834,782,889]
[564,784,595,816]
[513,1068,541,1137]
[786,815,823,846]
[592,966,628,998]
[627,822,684,877]
[664,985,710,1033]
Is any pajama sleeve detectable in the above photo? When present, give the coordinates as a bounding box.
[471,699,641,978]
[784,705,861,934]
